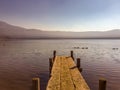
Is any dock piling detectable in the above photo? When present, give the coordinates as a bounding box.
[32,78,40,90]
[70,51,74,60]
[53,50,56,60]
[49,58,53,77]
[77,58,82,72]
[99,78,107,90]
[77,58,81,68]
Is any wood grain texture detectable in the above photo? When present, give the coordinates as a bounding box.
[46,56,90,90]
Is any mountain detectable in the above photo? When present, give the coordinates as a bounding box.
[0,21,120,39]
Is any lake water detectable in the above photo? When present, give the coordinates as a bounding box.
[0,39,120,90]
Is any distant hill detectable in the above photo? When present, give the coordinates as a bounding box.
[0,21,120,39]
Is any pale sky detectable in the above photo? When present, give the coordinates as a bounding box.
[0,0,120,32]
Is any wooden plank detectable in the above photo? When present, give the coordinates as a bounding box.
[66,57,90,90]
[46,56,90,90]
[46,56,60,90]
[60,56,75,90]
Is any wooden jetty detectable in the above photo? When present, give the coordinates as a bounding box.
[46,51,90,90]
[32,51,107,90]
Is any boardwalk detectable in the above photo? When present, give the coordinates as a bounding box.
[46,56,90,90]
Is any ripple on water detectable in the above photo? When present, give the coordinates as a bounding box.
[0,39,120,90]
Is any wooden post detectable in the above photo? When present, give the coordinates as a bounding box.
[49,58,53,77]
[70,51,74,60]
[77,58,82,72]
[32,78,40,90]
[49,58,53,68]
[53,50,56,60]
[77,58,80,68]
[99,78,107,90]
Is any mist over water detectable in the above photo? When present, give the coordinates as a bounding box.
[0,39,120,90]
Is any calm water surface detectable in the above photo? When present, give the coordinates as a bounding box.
[0,39,120,90]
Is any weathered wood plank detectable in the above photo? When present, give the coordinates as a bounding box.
[46,56,61,90]
[67,57,90,90]
[46,56,90,90]
[60,56,75,90]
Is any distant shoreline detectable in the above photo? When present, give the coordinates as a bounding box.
[2,37,120,40]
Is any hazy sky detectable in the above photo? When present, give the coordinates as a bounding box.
[0,0,120,32]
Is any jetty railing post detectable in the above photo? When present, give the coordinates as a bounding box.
[32,78,40,90]
[49,58,53,77]
[70,51,74,60]
[77,58,82,72]
[53,50,56,61]
[99,78,107,90]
